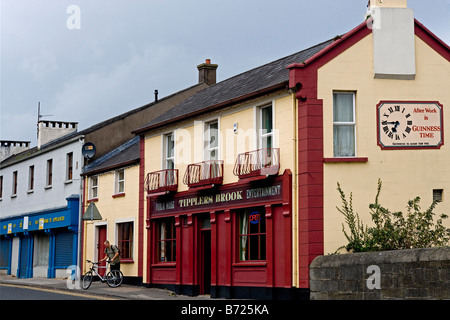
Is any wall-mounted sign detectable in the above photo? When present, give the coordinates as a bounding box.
[377,101,444,149]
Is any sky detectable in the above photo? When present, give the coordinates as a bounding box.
[1,0,449,145]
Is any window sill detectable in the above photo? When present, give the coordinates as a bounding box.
[112,193,125,198]
[120,258,134,263]
[44,185,52,190]
[323,157,368,163]
[87,198,98,203]
[64,180,73,185]
[232,261,267,267]
[10,194,17,199]
[151,262,176,268]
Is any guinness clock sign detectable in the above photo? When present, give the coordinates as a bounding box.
[377,101,444,149]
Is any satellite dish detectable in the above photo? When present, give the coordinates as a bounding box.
[82,142,96,159]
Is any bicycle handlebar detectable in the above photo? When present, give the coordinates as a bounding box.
[86,259,113,264]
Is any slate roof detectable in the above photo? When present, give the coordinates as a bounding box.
[134,37,336,134]
[82,136,140,175]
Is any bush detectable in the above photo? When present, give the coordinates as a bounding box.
[337,179,450,252]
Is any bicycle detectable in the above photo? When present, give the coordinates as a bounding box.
[82,260,123,290]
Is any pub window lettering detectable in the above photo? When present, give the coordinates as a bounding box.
[239,207,266,261]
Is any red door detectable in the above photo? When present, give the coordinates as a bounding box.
[97,226,107,276]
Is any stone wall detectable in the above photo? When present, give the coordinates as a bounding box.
[309,247,450,300]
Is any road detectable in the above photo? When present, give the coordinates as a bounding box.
[0,283,106,300]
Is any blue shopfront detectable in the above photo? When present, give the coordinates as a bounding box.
[0,195,79,278]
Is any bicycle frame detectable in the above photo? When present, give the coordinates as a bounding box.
[82,260,123,290]
[88,262,109,282]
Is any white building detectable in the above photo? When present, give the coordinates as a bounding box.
[0,121,84,278]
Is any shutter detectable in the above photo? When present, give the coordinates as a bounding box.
[19,237,29,278]
[0,238,11,268]
[54,232,74,268]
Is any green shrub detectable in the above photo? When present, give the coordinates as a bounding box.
[337,179,450,252]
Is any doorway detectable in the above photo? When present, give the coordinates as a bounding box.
[96,225,107,276]
[199,216,211,295]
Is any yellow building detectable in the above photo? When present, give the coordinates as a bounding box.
[81,137,140,281]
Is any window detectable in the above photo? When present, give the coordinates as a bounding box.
[238,207,266,261]
[118,222,133,259]
[28,165,34,191]
[114,169,125,194]
[259,105,273,150]
[163,133,175,170]
[46,159,53,187]
[205,120,219,160]
[433,189,443,203]
[156,218,176,262]
[66,152,73,181]
[0,176,3,199]
[333,92,356,157]
[90,176,98,199]
[12,171,18,196]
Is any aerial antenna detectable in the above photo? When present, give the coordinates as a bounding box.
[37,102,53,138]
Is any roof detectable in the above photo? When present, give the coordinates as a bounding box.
[82,136,140,176]
[134,38,336,134]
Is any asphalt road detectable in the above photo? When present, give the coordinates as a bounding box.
[0,284,101,300]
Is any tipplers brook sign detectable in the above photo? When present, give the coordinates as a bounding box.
[150,180,283,217]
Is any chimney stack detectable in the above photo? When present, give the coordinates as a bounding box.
[0,141,31,162]
[197,59,218,85]
[38,120,78,149]
[368,0,415,80]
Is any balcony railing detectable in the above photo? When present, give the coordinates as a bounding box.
[183,160,224,188]
[233,148,280,179]
[145,169,178,194]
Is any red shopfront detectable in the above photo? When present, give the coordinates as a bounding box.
[145,170,293,299]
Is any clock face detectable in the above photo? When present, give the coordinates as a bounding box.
[377,101,443,149]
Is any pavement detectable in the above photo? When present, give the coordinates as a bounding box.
[0,274,214,300]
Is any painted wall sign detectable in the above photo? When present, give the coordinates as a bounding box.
[377,101,444,149]
[150,180,283,217]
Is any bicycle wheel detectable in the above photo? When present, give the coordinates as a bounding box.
[106,269,123,288]
[82,271,93,290]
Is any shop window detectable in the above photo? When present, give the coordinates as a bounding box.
[163,133,175,170]
[156,218,176,262]
[117,221,133,260]
[89,176,98,200]
[114,169,125,195]
[34,234,50,267]
[66,152,73,181]
[333,92,356,157]
[238,207,266,261]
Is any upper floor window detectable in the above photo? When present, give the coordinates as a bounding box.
[163,133,175,170]
[259,105,274,150]
[114,169,125,195]
[0,176,3,199]
[89,176,98,200]
[46,159,53,187]
[333,92,356,157]
[66,152,73,181]
[12,171,18,196]
[204,120,219,160]
[28,165,35,192]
